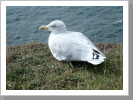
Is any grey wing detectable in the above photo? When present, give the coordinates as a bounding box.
[73,32,106,57]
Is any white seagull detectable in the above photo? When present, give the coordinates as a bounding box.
[39,20,106,65]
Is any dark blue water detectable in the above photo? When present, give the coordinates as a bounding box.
[6,6,123,46]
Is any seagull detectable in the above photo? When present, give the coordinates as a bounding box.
[39,20,106,65]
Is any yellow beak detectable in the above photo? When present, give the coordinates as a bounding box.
[39,26,48,30]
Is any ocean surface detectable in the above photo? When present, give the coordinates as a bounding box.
[6,6,123,46]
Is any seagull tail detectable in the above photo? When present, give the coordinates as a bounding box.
[88,56,106,65]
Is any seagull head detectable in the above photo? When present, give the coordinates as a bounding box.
[39,20,67,34]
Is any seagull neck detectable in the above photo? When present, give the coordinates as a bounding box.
[52,29,67,34]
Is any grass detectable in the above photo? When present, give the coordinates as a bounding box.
[6,42,123,90]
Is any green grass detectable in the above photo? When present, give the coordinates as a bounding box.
[6,42,123,90]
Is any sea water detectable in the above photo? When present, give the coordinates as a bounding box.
[6,6,123,46]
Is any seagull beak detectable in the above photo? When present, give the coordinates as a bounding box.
[39,26,48,30]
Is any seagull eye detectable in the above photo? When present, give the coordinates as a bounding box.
[51,25,56,28]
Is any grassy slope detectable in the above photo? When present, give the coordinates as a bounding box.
[6,42,123,90]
